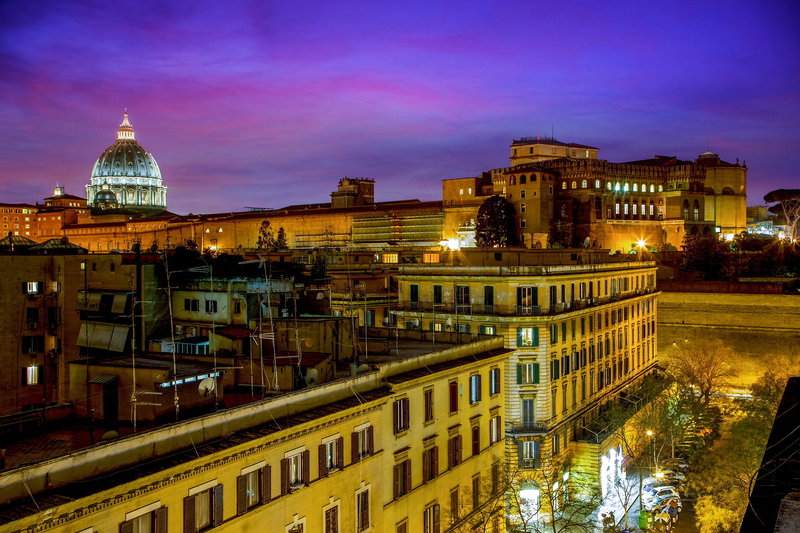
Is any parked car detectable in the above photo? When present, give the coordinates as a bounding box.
[657,469,687,482]
[652,496,683,515]
[644,486,681,504]
[662,458,689,473]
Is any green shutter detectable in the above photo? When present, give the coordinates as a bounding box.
[553,360,559,380]
[533,327,539,347]
[533,363,540,384]
[516,328,523,347]
[516,364,523,384]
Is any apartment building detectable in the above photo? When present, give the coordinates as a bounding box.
[392,249,660,515]
[0,333,508,533]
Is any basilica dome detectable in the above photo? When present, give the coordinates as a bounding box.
[86,113,167,211]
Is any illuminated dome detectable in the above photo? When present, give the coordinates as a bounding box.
[86,113,167,211]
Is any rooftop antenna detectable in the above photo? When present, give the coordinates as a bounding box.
[551,125,555,140]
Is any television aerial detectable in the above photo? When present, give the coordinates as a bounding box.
[305,368,319,386]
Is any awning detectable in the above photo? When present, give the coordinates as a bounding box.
[77,323,130,352]
[89,374,119,385]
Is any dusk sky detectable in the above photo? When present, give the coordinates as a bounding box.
[1,0,797,214]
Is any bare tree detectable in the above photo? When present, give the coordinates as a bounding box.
[663,339,735,414]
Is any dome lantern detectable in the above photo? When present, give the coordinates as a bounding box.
[117,111,135,141]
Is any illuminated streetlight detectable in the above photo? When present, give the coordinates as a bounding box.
[636,239,647,249]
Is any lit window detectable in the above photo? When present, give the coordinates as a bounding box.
[25,365,40,385]
[422,253,439,263]
[469,374,482,404]
[382,253,398,264]
[205,300,217,313]
[517,327,539,347]
[489,415,502,444]
[517,362,540,384]
[423,503,441,533]
[489,368,501,395]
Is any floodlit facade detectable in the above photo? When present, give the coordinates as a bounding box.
[391,249,660,520]
[0,334,509,533]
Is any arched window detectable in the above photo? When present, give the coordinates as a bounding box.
[693,200,700,221]
[561,182,567,190]
[632,204,638,215]
[531,174,538,181]
[607,182,613,191]
[649,184,655,193]
[623,183,629,192]
[640,203,646,217]
[682,199,690,220]
[615,183,621,192]
[633,184,638,192]
[595,180,601,188]
[624,203,629,215]
[571,181,577,189]
[581,180,588,188]
[510,176,516,185]
[658,185,664,192]
[649,202,654,216]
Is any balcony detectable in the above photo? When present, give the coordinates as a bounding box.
[518,457,542,470]
[515,305,541,316]
[509,421,550,435]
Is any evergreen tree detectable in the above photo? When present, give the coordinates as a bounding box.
[475,196,519,247]
[275,227,288,250]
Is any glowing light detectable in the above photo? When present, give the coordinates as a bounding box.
[654,471,665,479]
[646,429,654,436]
[723,233,735,242]
[446,238,460,251]
[636,239,647,249]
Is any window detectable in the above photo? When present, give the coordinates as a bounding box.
[233,299,242,314]
[433,285,443,305]
[119,503,168,533]
[479,325,496,335]
[356,488,370,532]
[551,359,560,380]
[483,286,494,313]
[205,300,217,313]
[383,253,399,263]
[423,503,441,533]
[448,435,463,467]
[319,436,344,476]
[324,504,339,533]
[472,474,481,508]
[517,327,539,347]
[22,336,43,354]
[424,388,434,422]
[517,287,538,314]
[26,307,38,328]
[394,398,410,433]
[471,425,480,456]
[489,415,502,444]
[489,368,501,395]
[409,284,419,308]
[394,459,412,498]
[423,253,439,263]
[237,464,269,515]
[281,450,310,494]
[517,362,540,384]
[450,487,460,523]
[24,281,41,294]
[184,298,199,312]
[455,285,470,312]
[423,446,439,482]
[24,365,40,386]
[469,375,481,404]
[184,484,223,532]
[351,425,373,463]
[449,381,458,413]
[519,440,541,469]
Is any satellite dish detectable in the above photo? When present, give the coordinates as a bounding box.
[446,317,453,326]
[305,368,319,386]
[316,292,325,300]
[198,377,216,397]
[412,319,420,327]
[357,364,369,375]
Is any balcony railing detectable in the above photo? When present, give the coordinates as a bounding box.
[510,421,549,435]
[519,457,542,470]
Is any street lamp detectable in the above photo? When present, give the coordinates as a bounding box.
[646,429,657,472]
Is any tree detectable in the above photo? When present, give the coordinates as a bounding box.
[663,339,735,414]
[475,196,519,247]
[680,234,732,280]
[764,189,800,240]
[256,219,276,251]
[275,227,288,250]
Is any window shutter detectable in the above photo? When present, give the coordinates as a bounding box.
[404,460,412,493]
[423,449,430,483]
[402,398,409,429]
[447,439,454,468]
[533,363,540,384]
[393,464,400,499]
[516,364,522,384]
[302,450,310,485]
[155,507,168,533]
[432,446,439,477]
[213,484,224,526]
[393,402,399,433]
[477,375,482,401]
[433,504,440,533]
[337,436,344,469]
[183,495,195,533]
[517,443,524,468]
[119,520,133,533]
[516,328,523,347]
[318,444,328,478]
[456,435,462,464]
[280,458,289,495]
[351,432,360,464]
[262,465,270,503]
[533,327,539,347]
[472,427,480,455]
[367,426,374,455]
[236,474,247,515]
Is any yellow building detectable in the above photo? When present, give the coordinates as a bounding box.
[0,332,509,533]
[391,249,660,518]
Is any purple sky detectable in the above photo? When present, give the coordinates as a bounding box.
[1,0,798,214]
